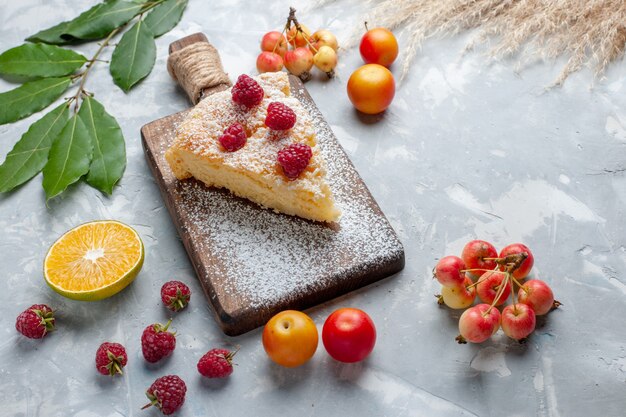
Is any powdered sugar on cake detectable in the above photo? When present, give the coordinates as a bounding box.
[172,73,328,198]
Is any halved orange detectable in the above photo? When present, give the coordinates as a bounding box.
[44,220,144,301]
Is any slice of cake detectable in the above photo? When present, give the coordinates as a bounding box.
[165,72,341,223]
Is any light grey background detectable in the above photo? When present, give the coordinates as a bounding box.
[1,1,625,416]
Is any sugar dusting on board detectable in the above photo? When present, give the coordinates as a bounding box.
[144,75,404,323]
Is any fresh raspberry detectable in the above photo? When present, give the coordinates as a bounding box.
[231,74,264,108]
[141,319,176,363]
[277,143,313,179]
[143,375,187,415]
[15,304,55,339]
[218,123,247,152]
[197,348,238,378]
[160,281,191,312]
[95,342,127,376]
[265,102,297,130]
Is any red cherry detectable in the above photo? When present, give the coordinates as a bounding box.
[434,255,466,287]
[256,51,284,73]
[499,243,534,279]
[461,240,498,277]
[457,304,501,344]
[260,31,288,57]
[476,271,511,306]
[518,279,555,315]
[501,303,536,340]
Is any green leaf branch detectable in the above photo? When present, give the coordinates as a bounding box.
[0,0,188,200]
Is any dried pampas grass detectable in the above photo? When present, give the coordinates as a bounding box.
[339,0,626,85]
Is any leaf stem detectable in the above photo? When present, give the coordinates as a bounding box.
[70,26,123,112]
[68,0,166,113]
[140,0,167,14]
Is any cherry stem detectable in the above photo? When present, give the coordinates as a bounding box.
[460,268,493,274]
[494,273,510,302]
[484,252,528,272]
[464,252,527,278]
[511,280,518,306]
[510,274,526,290]
[466,271,494,290]
[460,269,500,291]
[271,33,283,55]
[465,253,529,317]
[485,272,510,315]
[465,280,481,290]
[280,10,292,52]
[286,7,315,51]
[303,35,318,53]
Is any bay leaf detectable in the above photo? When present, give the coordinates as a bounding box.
[63,0,143,41]
[109,20,156,91]
[78,97,126,194]
[42,115,94,200]
[144,0,188,37]
[25,21,74,45]
[0,44,87,78]
[26,3,103,44]
[0,103,69,192]
[26,1,141,44]
[0,77,71,125]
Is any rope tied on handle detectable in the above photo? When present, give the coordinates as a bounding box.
[167,42,231,104]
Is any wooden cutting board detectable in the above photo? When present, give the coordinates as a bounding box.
[141,33,404,336]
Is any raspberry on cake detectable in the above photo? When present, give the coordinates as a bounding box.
[231,74,264,108]
[165,72,340,223]
[278,143,313,179]
[218,123,247,152]
[266,102,297,130]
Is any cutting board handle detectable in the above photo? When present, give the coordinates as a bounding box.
[167,33,232,104]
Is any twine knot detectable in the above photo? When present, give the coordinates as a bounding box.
[167,42,231,104]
